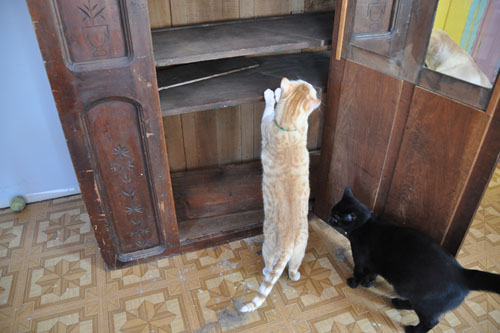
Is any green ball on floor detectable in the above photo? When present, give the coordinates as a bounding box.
[10,196,26,212]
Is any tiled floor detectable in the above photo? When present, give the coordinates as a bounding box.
[0,167,499,332]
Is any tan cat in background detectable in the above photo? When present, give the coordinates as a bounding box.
[425,29,492,88]
[239,78,321,313]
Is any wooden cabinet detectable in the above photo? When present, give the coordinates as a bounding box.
[27,0,499,268]
[27,0,333,268]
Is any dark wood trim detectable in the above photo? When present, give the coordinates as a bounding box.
[419,68,491,111]
[486,76,500,116]
[400,0,439,82]
[315,0,345,220]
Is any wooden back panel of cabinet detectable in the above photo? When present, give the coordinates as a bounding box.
[147,0,336,29]
[26,0,178,268]
[149,0,335,173]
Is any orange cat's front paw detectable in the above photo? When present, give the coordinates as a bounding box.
[274,88,281,102]
[264,89,275,106]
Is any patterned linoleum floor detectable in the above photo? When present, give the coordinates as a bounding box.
[0,168,498,332]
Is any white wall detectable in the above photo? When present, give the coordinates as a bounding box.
[0,1,80,208]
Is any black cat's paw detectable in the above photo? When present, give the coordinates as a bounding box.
[392,298,413,310]
[404,325,417,333]
[347,277,359,288]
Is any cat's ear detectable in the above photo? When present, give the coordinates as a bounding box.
[280,77,291,98]
[343,187,354,199]
[307,97,321,112]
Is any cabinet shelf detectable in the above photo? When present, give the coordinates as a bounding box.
[172,151,320,244]
[158,51,331,116]
[152,12,333,67]
[179,210,264,244]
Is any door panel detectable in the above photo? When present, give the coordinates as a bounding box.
[84,100,163,255]
[384,87,489,243]
[27,0,178,268]
[315,60,405,217]
[373,80,415,212]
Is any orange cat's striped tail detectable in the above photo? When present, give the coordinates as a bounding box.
[239,253,290,312]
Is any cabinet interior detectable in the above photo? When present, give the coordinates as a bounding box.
[147,1,335,245]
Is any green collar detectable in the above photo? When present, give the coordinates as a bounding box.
[273,119,297,132]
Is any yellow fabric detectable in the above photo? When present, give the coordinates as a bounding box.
[433,0,473,45]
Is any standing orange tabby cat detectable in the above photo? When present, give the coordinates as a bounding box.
[240,78,321,312]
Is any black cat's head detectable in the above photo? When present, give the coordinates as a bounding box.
[327,187,371,236]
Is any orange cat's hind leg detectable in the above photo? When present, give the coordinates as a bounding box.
[288,233,307,281]
[261,240,274,279]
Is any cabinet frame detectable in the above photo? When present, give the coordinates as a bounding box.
[27,0,333,269]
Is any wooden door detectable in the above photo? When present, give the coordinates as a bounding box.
[315,0,500,255]
[26,0,178,268]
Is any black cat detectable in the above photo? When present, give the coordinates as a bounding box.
[327,187,500,333]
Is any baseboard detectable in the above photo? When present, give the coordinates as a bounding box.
[0,187,81,209]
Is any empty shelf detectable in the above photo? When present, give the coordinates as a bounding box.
[152,12,333,67]
[158,51,331,115]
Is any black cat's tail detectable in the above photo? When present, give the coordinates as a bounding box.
[463,269,500,294]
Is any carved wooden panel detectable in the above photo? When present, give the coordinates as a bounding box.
[54,0,130,65]
[27,0,178,268]
[84,100,162,254]
[353,0,395,35]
